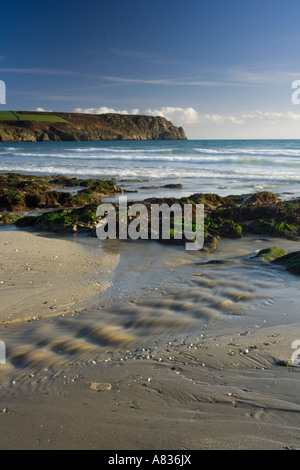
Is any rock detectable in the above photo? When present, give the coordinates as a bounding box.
[140,183,183,190]
[188,193,234,210]
[276,359,294,367]
[202,235,220,252]
[246,191,279,206]
[0,173,123,212]
[161,183,183,189]
[0,214,20,225]
[90,382,112,392]
[198,259,230,265]
[272,251,300,275]
[8,184,300,244]
[256,247,289,262]
[241,349,249,355]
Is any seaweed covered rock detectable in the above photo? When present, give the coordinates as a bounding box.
[79,179,122,195]
[205,216,243,238]
[0,213,21,225]
[7,187,300,249]
[246,191,280,206]
[256,247,289,262]
[205,192,300,239]
[0,173,122,212]
[16,205,100,233]
[272,251,300,275]
[187,193,236,210]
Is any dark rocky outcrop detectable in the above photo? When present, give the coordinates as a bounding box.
[2,178,300,258]
[143,191,300,239]
[140,183,183,190]
[253,247,300,276]
[272,251,300,275]
[0,173,122,213]
[0,112,187,142]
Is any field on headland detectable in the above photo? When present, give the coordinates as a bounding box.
[0,111,67,123]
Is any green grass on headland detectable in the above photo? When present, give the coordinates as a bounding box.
[0,111,67,123]
[0,111,18,121]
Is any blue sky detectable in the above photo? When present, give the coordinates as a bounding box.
[1,0,300,138]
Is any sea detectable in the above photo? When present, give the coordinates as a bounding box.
[1,139,300,200]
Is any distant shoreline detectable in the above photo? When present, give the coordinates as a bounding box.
[0,111,187,143]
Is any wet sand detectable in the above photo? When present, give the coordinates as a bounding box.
[0,231,119,323]
[0,231,299,450]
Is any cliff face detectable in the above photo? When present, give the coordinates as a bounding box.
[0,112,187,142]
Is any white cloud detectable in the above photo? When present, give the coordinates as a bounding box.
[241,111,300,123]
[197,113,245,125]
[144,108,244,126]
[186,110,300,126]
[35,107,52,112]
[74,106,140,115]
[145,107,199,125]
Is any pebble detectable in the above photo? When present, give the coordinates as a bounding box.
[90,382,112,392]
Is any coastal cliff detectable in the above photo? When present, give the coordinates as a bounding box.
[0,111,187,142]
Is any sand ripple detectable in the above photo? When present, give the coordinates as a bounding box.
[0,237,290,386]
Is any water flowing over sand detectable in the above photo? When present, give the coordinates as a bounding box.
[0,232,299,449]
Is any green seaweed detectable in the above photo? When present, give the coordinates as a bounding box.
[257,246,288,262]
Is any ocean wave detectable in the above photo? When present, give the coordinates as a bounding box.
[72,147,173,153]
[1,141,300,197]
[194,147,300,157]
[1,151,300,166]
[2,144,300,162]
[1,164,300,182]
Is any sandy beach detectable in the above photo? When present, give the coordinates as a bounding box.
[0,230,299,450]
[0,231,119,323]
